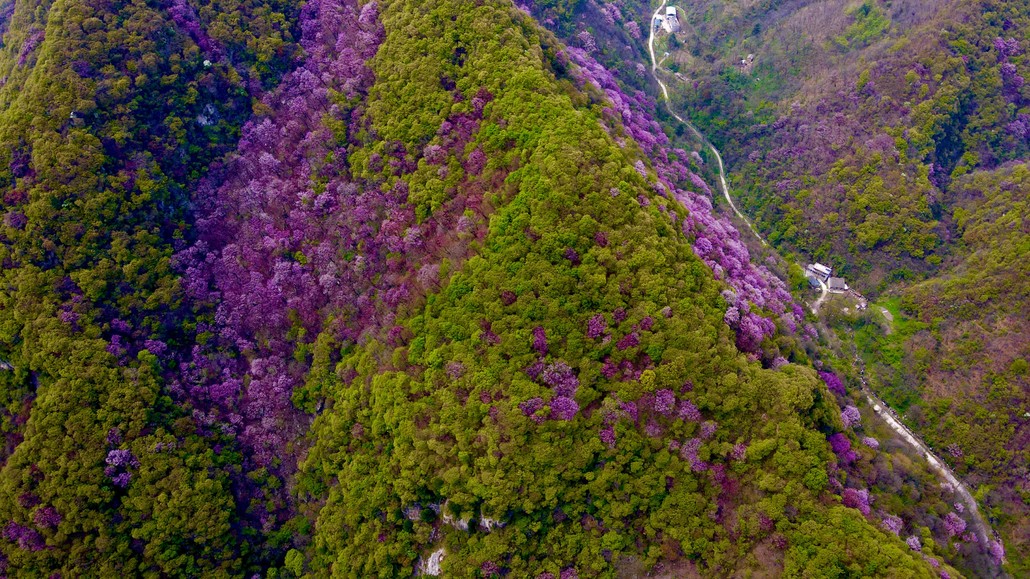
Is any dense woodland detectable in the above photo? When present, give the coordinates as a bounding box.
[0,0,1021,577]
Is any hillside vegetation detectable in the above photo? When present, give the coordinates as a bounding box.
[0,0,1015,576]
[658,0,1028,573]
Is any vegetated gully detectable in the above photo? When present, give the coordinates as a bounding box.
[644,0,1000,563]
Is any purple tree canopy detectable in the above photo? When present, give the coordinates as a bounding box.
[841,405,861,428]
[532,326,548,355]
[943,512,966,537]
[842,488,871,515]
[819,371,846,396]
[882,514,903,535]
[828,433,856,464]
[550,396,579,421]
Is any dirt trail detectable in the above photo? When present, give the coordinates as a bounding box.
[648,1,765,248]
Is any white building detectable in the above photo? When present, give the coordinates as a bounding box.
[808,262,832,281]
[663,6,680,33]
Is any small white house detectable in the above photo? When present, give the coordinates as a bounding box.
[663,6,680,33]
[809,262,832,280]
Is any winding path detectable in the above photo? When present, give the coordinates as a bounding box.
[647,1,765,248]
[644,5,1002,568]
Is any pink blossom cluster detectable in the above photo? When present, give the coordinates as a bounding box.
[819,371,846,396]
[731,443,747,461]
[533,326,549,355]
[0,2,13,38]
[167,0,224,59]
[677,399,702,422]
[995,37,1023,60]
[654,389,675,415]
[828,433,856,464]
[541,362,579,396]
[989,540,1005,564]
[599,354,652,382]
[31,506,60,530]
[586,313,607,339]
[104,448,139,488]
[2,522,43,552]
[522,361,581,422]
[679,438,707,472]
[599,423,616,448]
[596,0,622,26]
[519,397,545,421]
[17,28,44,67]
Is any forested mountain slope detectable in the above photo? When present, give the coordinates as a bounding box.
[0,0,1003,576]
[0,0,302,574]
[648,0,1028,574]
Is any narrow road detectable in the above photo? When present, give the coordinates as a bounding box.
[811,277,829,315]
[647,1,766,248]
[853,348,1003,573]
[644,6,1002,567]
[858,379,993,548]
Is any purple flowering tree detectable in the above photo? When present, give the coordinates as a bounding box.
[842,488,871,515]
[32,506,61,529]
[942,512,966,537]
[586,313,607,339]
[550,396,579,421]
[819,371,846,396]
[882,514,903,535]
[532,326,548,355]
[2,522,43,552]
[841,405,861,428]
[828,433,857,464]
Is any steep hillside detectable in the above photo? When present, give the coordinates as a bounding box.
[869,165,1029,573]
[0,0,1009,576]
[0,0,301,574]
[291,0,938,576]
